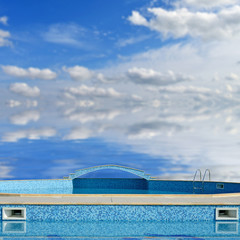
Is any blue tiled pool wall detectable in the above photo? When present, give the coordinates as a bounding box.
[0,238,237,240]
[0,220,239,238]
[206,181,240,194]
[73,178,148,189]
[148,180,192,193]
[0,204,239,221]
[148,180,240,194]
[0,178,240,194]
[0,179,72,191]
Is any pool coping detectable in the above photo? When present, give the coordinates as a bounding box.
[1,192,240,205]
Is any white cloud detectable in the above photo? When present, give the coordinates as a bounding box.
[128,11,148,26]
[176,0,239,9]
[6,99,38,108]
[128,6,240,40]
[157,165,240,182]
[75,100,95,107]
[2,65,57,80]
[208,165,240,182]
[157,85,212,94]
[2,128,56,142]
[65,85,122,98]
[63,65,106,82]
[63,128,94,140]
[225,73,239,81]
[44,24,78,45]
[63,100,95,108]
[25,100,38,108]
[116,35,151,47]
[63,66,94,81]
[44,159,84,179]
[127,67,193,85]
[10,110,40,125]
[226,84,233,92]
[6,100,21,108]
[0,16,8,25]
[9,83,40,97]
[66,110,121,123]
[127,121,184,139]
[0,162,14,179]
[0,29,11,47]
[42,23,92,48]
[106,38,240,83]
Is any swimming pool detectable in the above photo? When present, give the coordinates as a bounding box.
[1,164,240,195]
[0,165,240,223]
[0,177,240,194]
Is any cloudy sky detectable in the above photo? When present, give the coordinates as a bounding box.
[1,0,240,181]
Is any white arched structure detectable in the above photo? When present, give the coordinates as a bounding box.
[67,165,152,180]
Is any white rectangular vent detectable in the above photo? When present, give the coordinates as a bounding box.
[216,208,238,221]
[2,208,26,220]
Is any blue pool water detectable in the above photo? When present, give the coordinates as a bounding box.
[0,220,240,239]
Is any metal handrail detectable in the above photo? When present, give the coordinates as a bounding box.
[202,169,211,182]
[193,169,202,182]
[202,169,211,191]
[193,169,202,193]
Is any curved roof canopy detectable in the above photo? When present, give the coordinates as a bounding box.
[67,165,152,180]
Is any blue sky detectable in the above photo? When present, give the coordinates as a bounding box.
[1,0,240,181]
[0,0,160,68]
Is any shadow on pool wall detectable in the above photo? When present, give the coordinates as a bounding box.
[72,178,148,194]
[71,174,240,194]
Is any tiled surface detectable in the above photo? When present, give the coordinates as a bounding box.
[73,178,148,190]
[148,180,193,193]
[0,179,72,191]
[0,204,239,221]
[1,220,238,237]
[0,238,239,240]
[0,238,238,240]
[202,181,240,194]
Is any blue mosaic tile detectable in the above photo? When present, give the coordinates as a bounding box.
[73,178,148,190]
[0,179,72,191]
[0,218,240,238]
[1,204,239,221]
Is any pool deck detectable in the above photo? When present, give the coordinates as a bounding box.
[1,192,240,205]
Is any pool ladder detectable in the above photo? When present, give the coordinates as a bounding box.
[193,169,211,193]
